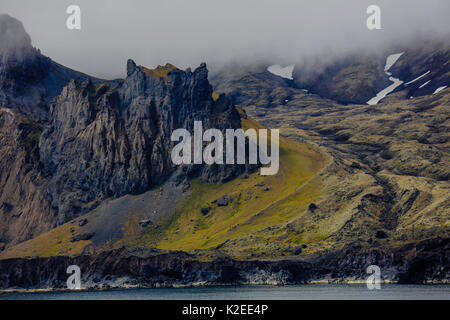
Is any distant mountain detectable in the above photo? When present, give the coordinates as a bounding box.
[292,40,450,105]
[211,39,450,106]
[389,40,450,98]
[210,63,298,109]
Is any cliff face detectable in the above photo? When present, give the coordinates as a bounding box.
[39,61,246,222]
[0,59,248,246]
[0,14,249,248]
[0,237,447,289]
[0,109,54,250]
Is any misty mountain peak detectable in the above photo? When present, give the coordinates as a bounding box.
[0,14,34,62]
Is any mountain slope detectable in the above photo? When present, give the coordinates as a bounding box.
[208,45,449,259]
[0,111,326,259]
[241,81,450,253]
[210,63,297,109]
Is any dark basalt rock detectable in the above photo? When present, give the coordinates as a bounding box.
[78,218,88,227]
[126,59,137,77]
[0,237,447,289]
[139,219,152,227]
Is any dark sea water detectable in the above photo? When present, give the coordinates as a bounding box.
[1,284,449,300]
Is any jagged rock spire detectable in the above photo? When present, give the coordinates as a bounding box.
[126,59,137,76]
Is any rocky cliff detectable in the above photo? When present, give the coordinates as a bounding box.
[39,61,247,223]
[0,237,448,290]
[0,14,249,248]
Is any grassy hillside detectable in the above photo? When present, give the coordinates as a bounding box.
[134,114,325,257]
[0,221,91,258]
[0,114,326,259]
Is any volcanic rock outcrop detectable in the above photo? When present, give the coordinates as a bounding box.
[0,14,250,248]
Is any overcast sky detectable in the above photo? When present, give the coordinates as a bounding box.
[1,0,449,79]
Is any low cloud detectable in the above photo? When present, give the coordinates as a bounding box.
[1,0,449,79]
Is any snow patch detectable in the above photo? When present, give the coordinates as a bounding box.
[267,64,295,80]
[433,86,447,94]
[419,80,431,89]
[367,52,405,105]
[367,77,404,105]
[384,52,404,73]
[405,71,430,86]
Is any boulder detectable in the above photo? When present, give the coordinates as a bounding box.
[217,196,232,207]
[139,219,152,227]
[71,232,94,242]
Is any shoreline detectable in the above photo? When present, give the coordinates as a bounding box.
[1,238,448,292]
[2,280,450,295]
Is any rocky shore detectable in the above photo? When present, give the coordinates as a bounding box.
[0,238,448,291]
